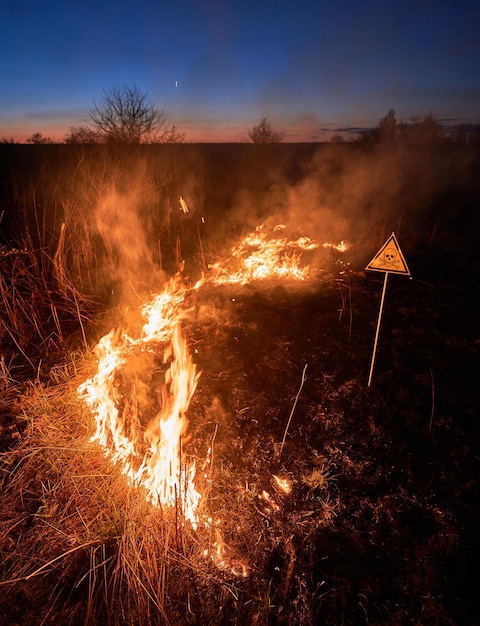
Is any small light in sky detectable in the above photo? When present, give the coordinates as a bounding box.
[175,80,178,87]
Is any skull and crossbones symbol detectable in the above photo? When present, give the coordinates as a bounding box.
[382,247,398,267]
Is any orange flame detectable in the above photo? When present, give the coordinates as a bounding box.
[207,224,319,285]
[322,240,350,252]
[78,274,201,527]
[209,528,249,578]
[272,474,292,494]
[78,224,349,533]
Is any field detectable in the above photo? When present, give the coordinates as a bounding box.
[1,140,479,624]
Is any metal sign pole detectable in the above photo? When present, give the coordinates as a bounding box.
[368,271,389,387]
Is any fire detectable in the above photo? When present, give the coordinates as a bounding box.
[272,474,292,494]
[322,240,349,253]
[78,274,201,527]
[209,528,249,578]
[78,224,349,533]
[207,224,319,285]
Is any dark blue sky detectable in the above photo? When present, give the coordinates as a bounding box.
[1,0,479,141]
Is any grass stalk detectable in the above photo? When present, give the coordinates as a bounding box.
[279,363,308,458]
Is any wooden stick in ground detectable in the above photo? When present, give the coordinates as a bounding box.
[279,364,308,458]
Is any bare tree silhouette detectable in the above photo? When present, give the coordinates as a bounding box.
[89,85,184,144]
[247,116,285,143]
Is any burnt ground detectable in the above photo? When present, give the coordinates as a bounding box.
[0,227,479,625]
[179,228,480,625]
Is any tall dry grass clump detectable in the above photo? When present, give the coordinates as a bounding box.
[0,241,93,385]
[0,145,186,382]
[0,358,224,625]
[5,146,177,300]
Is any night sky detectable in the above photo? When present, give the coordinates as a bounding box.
[1,0,479,142]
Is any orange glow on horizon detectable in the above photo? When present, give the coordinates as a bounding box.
[1,116,349,144]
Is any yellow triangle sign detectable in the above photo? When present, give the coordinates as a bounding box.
[365,233,411,276]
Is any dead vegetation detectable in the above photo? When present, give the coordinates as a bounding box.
[0,143,479,624]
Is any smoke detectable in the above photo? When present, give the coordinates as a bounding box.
[89,139,478,304]
[95,173,165,305]
[215,138,471,271]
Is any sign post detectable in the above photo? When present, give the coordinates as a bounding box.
[365,232,411,386]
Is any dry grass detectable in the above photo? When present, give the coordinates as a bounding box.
[0,241,94,383]
[0,331,336,625]
[0,147,180,382]
[0,363,197,625]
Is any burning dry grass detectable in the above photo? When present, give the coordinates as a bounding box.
[0,331,336,625]
[1,141,477,623]
[0,208,349,623]
[0,369,204,624]
[0,232,477,624]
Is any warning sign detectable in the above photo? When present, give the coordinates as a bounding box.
[365,232,411,276]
